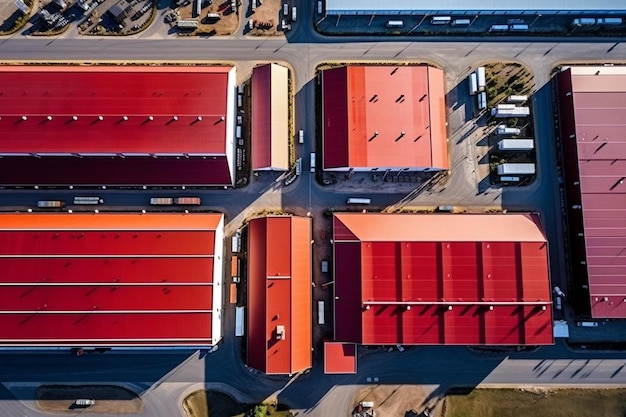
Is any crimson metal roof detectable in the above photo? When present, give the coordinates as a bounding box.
[558,67,626,318]
[332,213,553,346]
[322,65,448,170]
[247,216,312,374]
[0,213,224,346]
[324,342,357,374]
[0,65,235,186]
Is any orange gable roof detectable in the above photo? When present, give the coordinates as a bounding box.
[247,216,312,374]
[323,65,448,170]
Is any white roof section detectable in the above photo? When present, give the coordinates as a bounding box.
[325,0,626,13]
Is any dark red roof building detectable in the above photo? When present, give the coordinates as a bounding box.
[0,213,225,347]
[247,216,312,374]
[556,66,626,318]
[322,65,448,171]
[0,65,237,186]
[332,213,554,346]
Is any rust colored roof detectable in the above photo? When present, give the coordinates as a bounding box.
[332,213,553,346]
[0,213,224,346]
[251,64,289,171]
[247,216,312,374]
[559,66,626,318]
[324,342,357,374]
[322,65,449,170]
[0,65,235,186]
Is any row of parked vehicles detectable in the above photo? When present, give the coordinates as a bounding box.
[36,197,202,208]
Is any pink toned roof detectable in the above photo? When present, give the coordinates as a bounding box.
[333,212,547,242]
[251,64,289,170]
[324,342,357,374]
[0,65,232,154]
[323,65,448,170]
[565,67,626,318]
[333,213,553,346]
[247,216,312,374]
[0,213,223,346]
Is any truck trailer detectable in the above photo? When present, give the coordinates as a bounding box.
[497,139,535,151]
[491,106,530,118]
[497,163,535,175]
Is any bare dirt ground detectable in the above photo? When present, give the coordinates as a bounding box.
[247,0,281,36]
[356,385,431,417]
[37,385,144,414]
[176,0,238,35]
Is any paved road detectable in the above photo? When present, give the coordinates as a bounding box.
[2,1,626,416]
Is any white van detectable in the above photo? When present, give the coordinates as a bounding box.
[347,197,371,204]
[298,129,304,144]
[490,24,509,31]
[510,24,529,31]
[291,6,296,21]
[452,19,471,26]
[572,18,596,26]
[386,20,404,28]
[431,16,451,25]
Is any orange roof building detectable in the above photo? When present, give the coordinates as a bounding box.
[247,216,312,374]
[333,213,553,346]
[0,213,224,347]
[322,65,449,171]
[251,63,290,171]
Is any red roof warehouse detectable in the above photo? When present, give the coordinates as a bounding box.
[0,213,224,347]
[556,66,626,318]
[322,65,448,171]
[247,216,312,374]
[0,65,237,186]
[333,213,553,346]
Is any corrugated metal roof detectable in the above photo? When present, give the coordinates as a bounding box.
[0,156,233,186]
[325,0,626,13]
[0,213,224,346]
[333,213,553,346]
[323,65,448,170]
[251,64,289,171]
[247,216,311,374]
[0,65,235,186]
[333,213,547,242]
[324,342,357,374]
[0,66,232,154]
[562,66,626,318]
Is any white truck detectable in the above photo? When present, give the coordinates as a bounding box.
[496,125,521,136]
